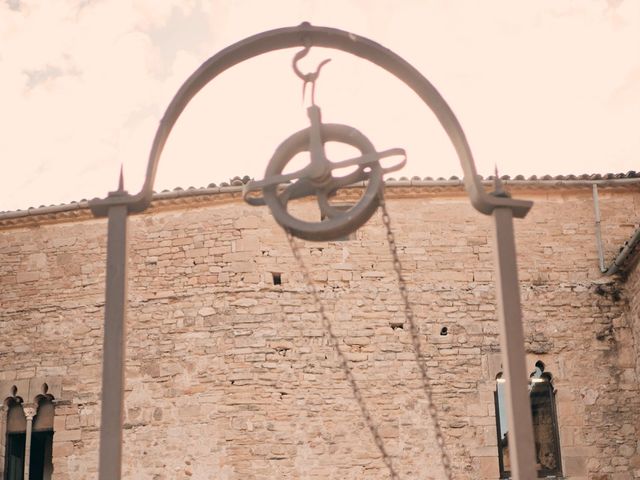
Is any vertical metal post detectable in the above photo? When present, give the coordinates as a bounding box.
[98,203,128,480]
[492,206,537,479]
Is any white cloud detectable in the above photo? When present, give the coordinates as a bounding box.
[1,0,639,211]
[0,0,190,208]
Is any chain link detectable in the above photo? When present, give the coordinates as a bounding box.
[378,192,453,480]
[286,230,400,480]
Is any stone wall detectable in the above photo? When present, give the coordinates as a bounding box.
[625,257,640,411]
[0,183,639,479]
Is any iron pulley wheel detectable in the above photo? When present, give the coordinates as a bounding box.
[244,106,406,241]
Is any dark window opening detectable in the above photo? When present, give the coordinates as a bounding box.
[5,433,25,480]
[28,431,54,480]
[4,397,54,480]
[440,327,448,336]
[272,273,282,285]
[495,362,562,479]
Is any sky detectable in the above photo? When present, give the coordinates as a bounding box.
[1,0,639,211]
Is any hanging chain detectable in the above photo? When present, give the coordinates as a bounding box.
[285,191,453,479]
[378,192,453,480]
[286,230,400,480]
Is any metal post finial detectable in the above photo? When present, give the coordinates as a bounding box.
[492,165,509,198]
[118,165,124,192]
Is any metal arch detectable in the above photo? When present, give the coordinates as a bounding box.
[90,22,537,480]
[88,22,532,218]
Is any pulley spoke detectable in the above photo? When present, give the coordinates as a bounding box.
[247,165,312,191]
[327,168,369,190]
[279,179,316,205]
[249,146,401,196]
[316,189,342,219]
[331,147,407,173]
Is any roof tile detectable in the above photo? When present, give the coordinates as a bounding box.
[4,172,640,216]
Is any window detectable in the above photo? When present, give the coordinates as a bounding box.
[29,398,54,480]
[3,393,54,480]
[495,361,562,478]
[5,399,25,480]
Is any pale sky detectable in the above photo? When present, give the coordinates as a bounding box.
[1,0,639,211]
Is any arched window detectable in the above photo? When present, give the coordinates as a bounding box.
[3,387,54,480]
[29,397,54,480]
[495,361,562,478]
[5,397,26,480]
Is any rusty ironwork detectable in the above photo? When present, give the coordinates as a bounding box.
[291,44,330,105]
[98,192,128,480]
[242,45,405,241]
[89,22,537,480]
[243,104,405,240]
[89,22,532,219]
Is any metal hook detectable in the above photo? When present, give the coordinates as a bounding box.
[292,45,331,105]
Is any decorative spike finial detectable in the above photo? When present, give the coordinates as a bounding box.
[118,164,124,192]
[492,164,509,198]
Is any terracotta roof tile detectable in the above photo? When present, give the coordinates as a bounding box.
[2,172,640,216]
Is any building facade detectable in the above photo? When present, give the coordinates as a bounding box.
[1,175,639,479]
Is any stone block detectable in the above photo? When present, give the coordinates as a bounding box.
[16,271,39,283]
[54,429,82,442]
[477,456,499,479]
[52,441,74,457]
[234,237,260,252]
[564,456,587,476]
